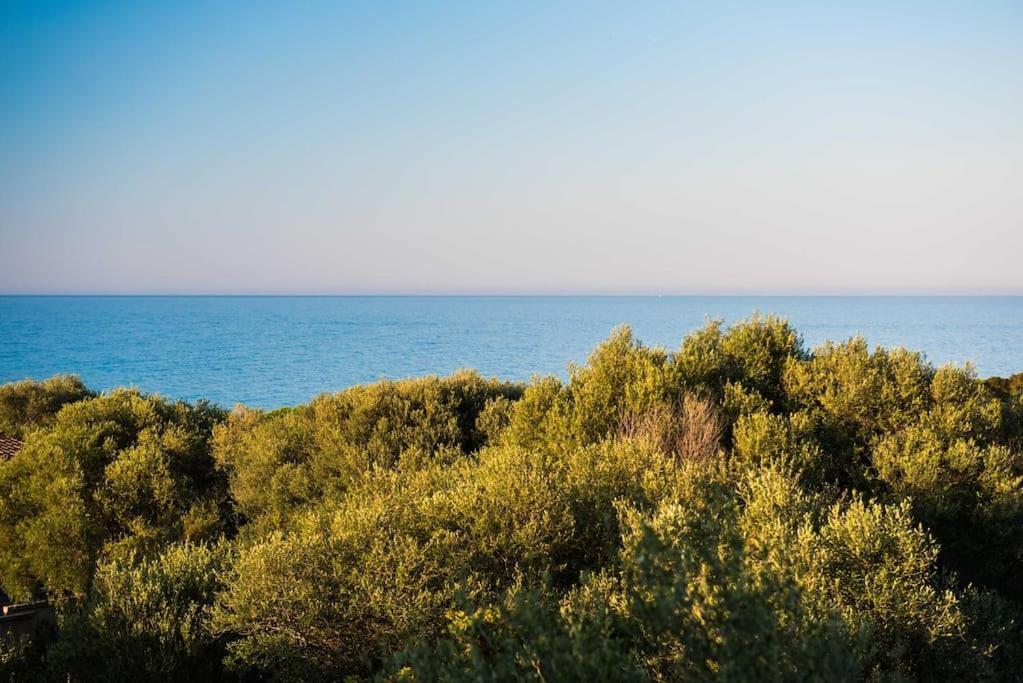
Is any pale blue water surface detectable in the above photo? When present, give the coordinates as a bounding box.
[0,297,1020,408]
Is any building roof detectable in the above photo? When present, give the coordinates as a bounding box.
[0,433,22,460]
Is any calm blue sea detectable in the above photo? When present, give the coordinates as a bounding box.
[0,296,1021,408]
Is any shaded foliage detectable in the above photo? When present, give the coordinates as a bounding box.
[45,542,231,681]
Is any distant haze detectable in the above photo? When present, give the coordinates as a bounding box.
[1,2,1021,295]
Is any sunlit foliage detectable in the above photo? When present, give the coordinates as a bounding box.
[0,375,94,439]
[1,316,1022,681]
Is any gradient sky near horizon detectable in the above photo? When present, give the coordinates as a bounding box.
[1,1,1021,294]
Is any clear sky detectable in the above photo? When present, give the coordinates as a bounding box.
[1,1,1021,294]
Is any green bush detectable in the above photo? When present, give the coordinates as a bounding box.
[387,581,646,682]
[212,372,521,533]
[784,337,933,429]
[212,436,675,680]
[872,425,1023,597]
[985,371,1023,401]
[46,542,231,681]
[675,314,805,406]
[0,389,226,601]
[2,317,1022,681]
[0,375,95,439]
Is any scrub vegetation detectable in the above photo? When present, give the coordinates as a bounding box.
[2,315,1023,681]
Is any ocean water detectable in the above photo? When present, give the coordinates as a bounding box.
[0,296,1021,408]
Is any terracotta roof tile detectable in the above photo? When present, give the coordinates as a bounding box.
[0,434,22,460]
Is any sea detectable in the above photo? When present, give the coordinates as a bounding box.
[1,296,1021,409]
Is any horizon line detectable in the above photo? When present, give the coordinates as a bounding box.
[2,292,1023,298]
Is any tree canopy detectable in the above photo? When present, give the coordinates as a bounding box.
[2,316,1022,681]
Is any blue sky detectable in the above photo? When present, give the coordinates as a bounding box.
[1,1,1021,294]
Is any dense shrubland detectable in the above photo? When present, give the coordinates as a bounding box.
[2,315,1023,681]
